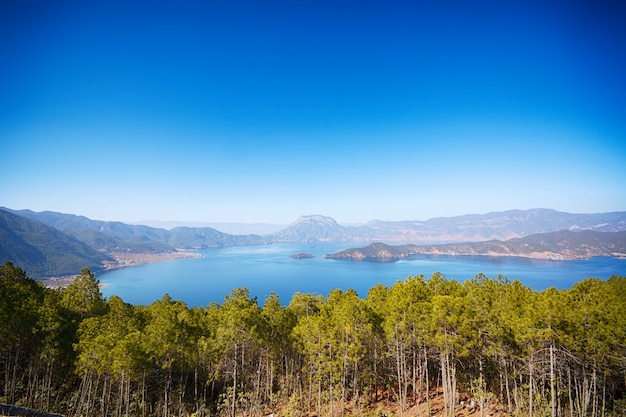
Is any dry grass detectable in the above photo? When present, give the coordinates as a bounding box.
[270,387,510,417]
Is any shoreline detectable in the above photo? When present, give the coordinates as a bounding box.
[42,250,203,288]
[103,250,203,271]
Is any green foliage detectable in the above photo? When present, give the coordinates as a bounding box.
[61,268,107,320]
[2,261,625,417]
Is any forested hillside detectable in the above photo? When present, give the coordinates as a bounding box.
[1,262,624,417]
[0,209,111,277]
[3,208,268,252]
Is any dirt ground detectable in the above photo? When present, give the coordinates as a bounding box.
[280,387,509,417]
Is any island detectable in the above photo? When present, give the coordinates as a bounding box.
[290,252,316,259]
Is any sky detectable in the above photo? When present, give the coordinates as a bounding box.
[1,1,625,225]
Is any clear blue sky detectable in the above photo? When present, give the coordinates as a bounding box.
[1,1,625,224]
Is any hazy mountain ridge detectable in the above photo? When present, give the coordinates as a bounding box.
[271,209,626,244]
[135,220,286,235]
[325,230,626,262]
[2,207,625,279]
[3,208,268,251]
[166,227,268,249]
[5,209,173,252]
[8,208,626,249]
[361,209,626,243]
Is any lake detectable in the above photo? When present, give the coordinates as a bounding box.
[99,243,626,306]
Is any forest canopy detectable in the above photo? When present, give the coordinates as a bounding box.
[1,261,624,417]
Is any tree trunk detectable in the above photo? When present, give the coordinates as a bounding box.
[551,345,556,417]
[232,344,238,417]
[329,367,334,417]
[440,350,456,417]
[567,367,574,417]
[504,358,511,413]
[479,356,485,417]
[424,345,430,415]
[164,367,171,417]
[394,336,402,412]
[529,354,534,417]
[373,344,378,403]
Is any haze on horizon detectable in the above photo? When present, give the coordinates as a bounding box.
[1,1,625,225]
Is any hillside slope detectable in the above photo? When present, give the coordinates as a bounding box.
[0,209,111,278]
[3,209,175,252]
[4,208,267,251]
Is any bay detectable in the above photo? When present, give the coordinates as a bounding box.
[99,243,626,306]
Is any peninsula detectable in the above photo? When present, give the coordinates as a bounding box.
[324,230,626,262]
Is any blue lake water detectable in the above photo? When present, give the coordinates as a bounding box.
[99,243,626,306]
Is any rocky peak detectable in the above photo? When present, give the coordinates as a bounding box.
[291,215,339,226]
[273,215,354,243]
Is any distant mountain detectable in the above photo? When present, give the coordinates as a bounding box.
[7,208,625,248]
[268,209,626,244]
[325,230,626,262]
[2,207,625,279]
[134,220,285,235]
[3,208,268,251]
[269,215,367,243]
[0,209,112,278]
[360,209,626,243]
[1,208,270,279]
[4,209,173,252]
[166,227,268,249]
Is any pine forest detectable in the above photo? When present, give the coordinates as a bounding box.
[1,261,625,417]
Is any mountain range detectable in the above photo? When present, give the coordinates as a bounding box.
[0,209,113,278]
[325,230,626,262]
[1,207,625,279]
